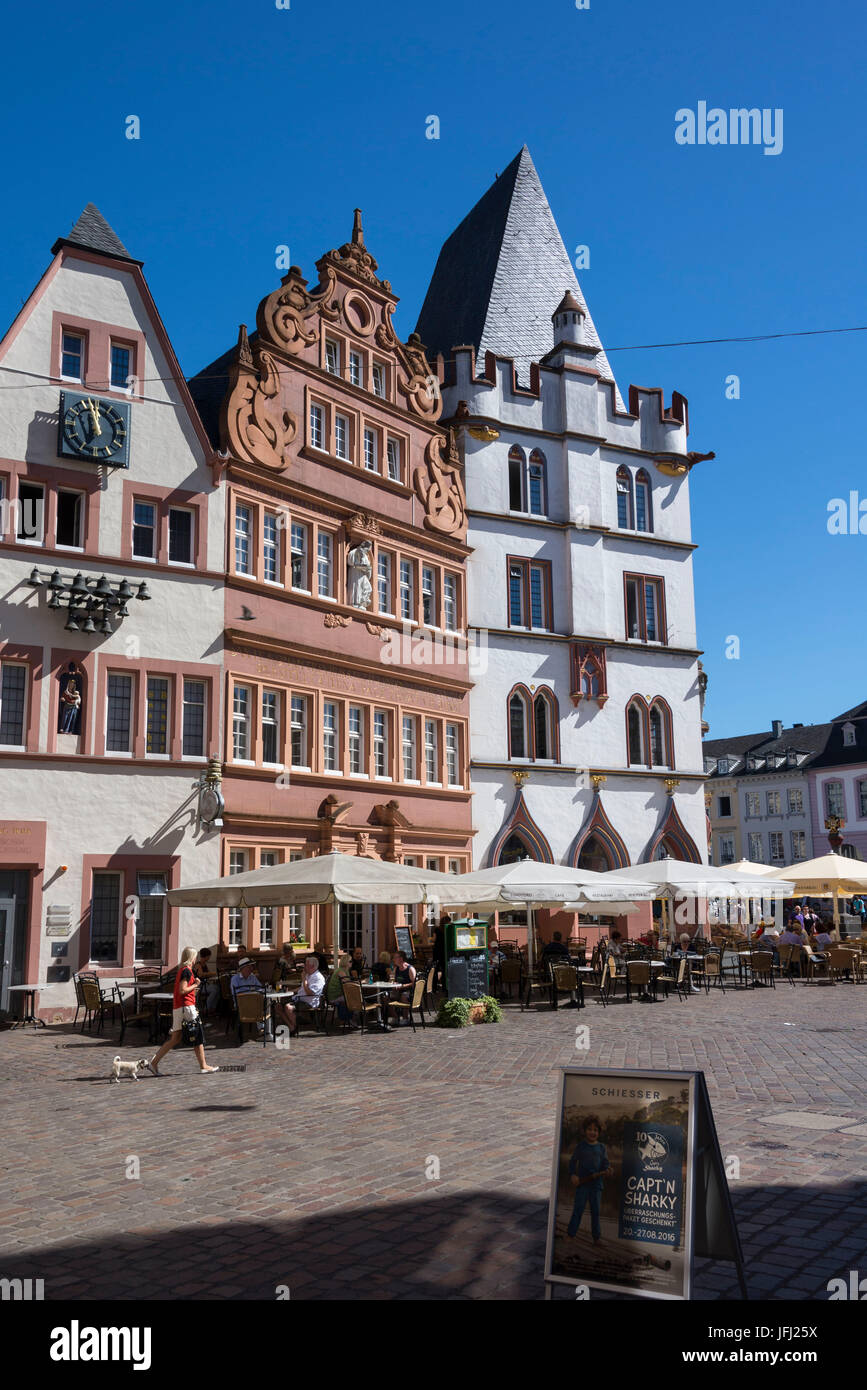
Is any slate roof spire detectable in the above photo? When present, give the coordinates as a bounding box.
[416,146,619,397]
[51,203,139,264]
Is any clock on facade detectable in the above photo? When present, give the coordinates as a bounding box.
[58,392,131,467]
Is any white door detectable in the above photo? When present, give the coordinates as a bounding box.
[337,903,375,964]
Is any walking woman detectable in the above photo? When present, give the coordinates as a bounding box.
[149,947,219,1076]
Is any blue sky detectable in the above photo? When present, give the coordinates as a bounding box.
[1,0,863,739]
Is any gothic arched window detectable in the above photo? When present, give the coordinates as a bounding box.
[616,466,634,529]
[627,699,647,766]
[528,450,547,517]
[635,469,652,533]
[533,688,558,761]
[509,689,529,759]
[649,698,673,768]
[508,447,525,512]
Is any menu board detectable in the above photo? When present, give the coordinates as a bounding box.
[447,950,489,1000]
[394,926,415,960]
[455,924,486,951]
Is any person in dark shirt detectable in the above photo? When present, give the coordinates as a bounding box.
[542,931,571,962]
[347,947,368,979]
[566,1115,612,1242]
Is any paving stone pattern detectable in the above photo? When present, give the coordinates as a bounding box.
[1,981,865,1301]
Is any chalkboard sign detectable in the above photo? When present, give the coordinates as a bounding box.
[447,949,488,1000]
[394,926,415,960]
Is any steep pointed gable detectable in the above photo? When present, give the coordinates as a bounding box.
[51,203,138,264]
[416,146,619,397]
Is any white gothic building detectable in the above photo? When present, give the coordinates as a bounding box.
[416,148,710,916]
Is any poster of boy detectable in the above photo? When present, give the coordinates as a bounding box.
[546,1069,693,1299]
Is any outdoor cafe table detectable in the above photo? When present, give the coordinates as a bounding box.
[263,990,292,1045]
[361,980,403,1031]
[7,983,49,1028]
[140,991,174,1043]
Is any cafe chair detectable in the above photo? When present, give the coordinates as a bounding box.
[700,948,726,992]
[80,977,126,1039]
[388,976,427,1031]
[499,958,522,1002]
[747,951,775,988]
[421,965,437,1017]
[584,955,616,1008]
[72,971,97,1028]
[827,947,863,984]
[521,961,553,1012]
[235,990,269,1047]
[340,978,381,1035]
[550,963,581,1009]
[625,959,654,1003]
[656,956,688,1002]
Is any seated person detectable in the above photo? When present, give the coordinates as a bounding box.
[371,950,394,983]
[542,931,571,962]
[488,936,505,968]
[196,947,220,1013]
[326,953,352,1021]
[780,924,806,947]
[313,940,331,973]
[814,927,834,950]
[230,956,285,1033]
[605,930,624,959]
[285,956,326,1033]
[348,947,368,979]
[386,950,417,1025]
[277,942,298,980]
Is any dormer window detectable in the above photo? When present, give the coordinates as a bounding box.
[717,758,729,775]
[843,722,857,747]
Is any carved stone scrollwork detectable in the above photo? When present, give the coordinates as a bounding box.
[222,327,296,472]
[256,264,339,353]
[413,430,467,539]
[324,612,349,628]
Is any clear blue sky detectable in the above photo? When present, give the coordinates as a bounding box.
[2,0,863,740]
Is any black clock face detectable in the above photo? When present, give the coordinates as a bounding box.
[58,393,130,466]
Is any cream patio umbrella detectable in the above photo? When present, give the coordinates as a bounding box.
[766,852,867,928]
[597,858,795,942]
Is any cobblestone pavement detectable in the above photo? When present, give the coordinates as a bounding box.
[1,978,866,1301]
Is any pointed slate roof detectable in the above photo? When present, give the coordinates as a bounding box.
[51,203,139,263]
[416,146,620,397]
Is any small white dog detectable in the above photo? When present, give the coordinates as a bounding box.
[110,1056,150,1084]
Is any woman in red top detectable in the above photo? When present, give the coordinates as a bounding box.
[149,948,219,1075]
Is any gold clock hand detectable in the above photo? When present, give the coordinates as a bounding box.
[86,398,102,439]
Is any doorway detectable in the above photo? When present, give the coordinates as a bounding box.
[337,903,375,963]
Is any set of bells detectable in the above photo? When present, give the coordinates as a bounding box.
[27,567,151,633]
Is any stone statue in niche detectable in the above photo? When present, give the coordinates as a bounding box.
[58,662,83,736]
[347,540,373,610]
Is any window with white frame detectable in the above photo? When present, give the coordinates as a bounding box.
[106,673,133,753]
[335,414,350,461]
[309,403,324,450]
[363,428,378,472]
[372,363,386,398]
[291,522,309,589]
[234,504,251,575]
[421,567,436,625]
[746,792,761,818]
[445,723,460,785]
[349,705,364,774]
[399,558,414,621]
[826,780,844,818]
[317,532,333,598]
[233,685,251,760]
[766,791,781,816]
[349,351,362,387]
[769,832,785,862]
[402,715,417,780]
[135,873,166,961]
[290,695,308,767]
[843,722,857,747]
[258,851,277,946]
[227,850,248,946]
[325,339,340,376]
[133,499,157,559]
[146,677,169,756]
[287,850,305,941]
[110,342,132,390]
[90,871,122,961]
[377,551,392,614]
[791,830,806,860]
[373,709,389,777]
[747,832,763,862]
[424,719,438,783]
[56,489,84,548]
[182,679,206,757]
[323,701,339,772]
[0,663,26,746]
[261,689,280,764]
[61,331,84,380]
[443,573,458,631]
[448,857,461,875]
[788,788,803,814]
[263,511,280,584]
[386,438,401,482]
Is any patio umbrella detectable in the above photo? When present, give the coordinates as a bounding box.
[766,852,867,927]
[597,858,794,942]
[728,860,779,876]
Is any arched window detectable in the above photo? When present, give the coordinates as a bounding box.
[581,665,600,698]
[627,699,646,765]
[499,833,533,865]
[578,834,614,874]
[616,466,634,529]
[508,447,525,512]
[649,698,673,768]
[635,469,652,533]
[509,690,529,759]
[533,689,558,761]
[528,450,547,517]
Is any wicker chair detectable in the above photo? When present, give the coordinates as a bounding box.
[235,990,268,1046]
[388,975,427,1031]
[340,978,381,1034]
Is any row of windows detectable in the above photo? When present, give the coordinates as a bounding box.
[1,475,196,566]
[233,500,462,629]
[616,466,653,533]
[505,562,666,642]
[60,330,135,392]
[308,400,404,482]
[504,684,674,770]
[322,337,390,400]
[718,831,806,865]
[231,682,463,786]
[721,783,867,823]
[504,451,655,535]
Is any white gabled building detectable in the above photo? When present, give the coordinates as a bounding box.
[417,148,710,927]
[0,205,225,1019]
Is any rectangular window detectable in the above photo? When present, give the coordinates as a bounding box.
[386,438,401,482]
[234,504,251,575]
[146,676,169,755]
[325,339,340,376]
[718,834,735,865]
[509,562,525,625]
[745,792,761,818]
[769,832,785,862]
[377,551,392,614]
[90,872,121,962]
[110,344,131,389]
[402,715,417,780]
[56,490,83,548]
[616,475,630,529]
[61,332,84,380]
[132,500,156,559]
[0,664,26,746]
[309,403,324,450]
[766,791,781,816]
[791,831,806,860]
[335,414,349,460]
[106,673,133,752]
[262,689,280,764]
[625,575,664,643]
[826,781,844,818]
[135,872,166,961]
[717,795,732,818]
[323,701,339,772]
[448,858,461,875]
[529,565,545,629]
[17,482,44,543]
[788,788,804,815]
[349,351,362,387]
[263,511,280,584]
[227,850,247,947]
[291,523,309,590]
[399,559,414,621]
[445,723,459,786]
[316,531,333,598]
[233,685,250,760]
[635,481,649,533]
[373,710,389,778]
[443,574,458,631]
[290,695,308,767]
[349,705,364,775]
[363,428,378,472]
[372,363,386,398]
[509,558,550,630]
[182,679,206,757]
[859,781,867,818]
[424,719,438,783]
[168,508,193,565]
[258,851,278,946]
[747,832,764,863]
[528,459,545,516]
[422,567,436,626]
